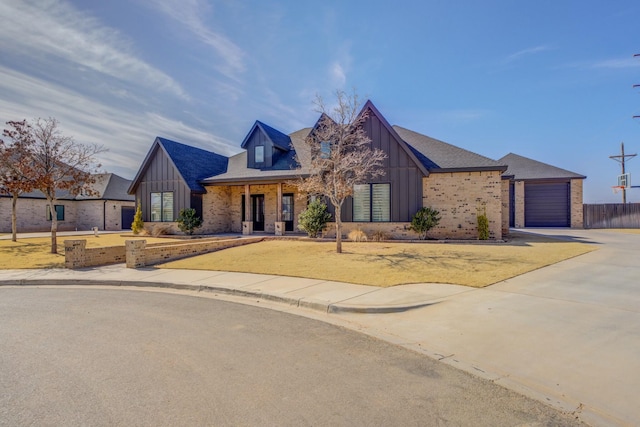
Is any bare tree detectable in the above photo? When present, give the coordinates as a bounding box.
[28,118,106,253]
[0,120,37,242]
[295,90,386,253]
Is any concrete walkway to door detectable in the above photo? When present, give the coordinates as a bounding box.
[335,228,640,426]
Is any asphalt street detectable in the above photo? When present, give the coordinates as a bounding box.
[0,287,584,427]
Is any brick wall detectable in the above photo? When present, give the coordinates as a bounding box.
[501,178,510,236]
[422,171,504,240]
[0,197,134,233]
[127,237,264,267]
[64,239,126,269]
[514,181,525,228]
[202,186,232,233]
[571,179,584,228]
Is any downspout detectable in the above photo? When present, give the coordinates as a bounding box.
[103,200,107,231]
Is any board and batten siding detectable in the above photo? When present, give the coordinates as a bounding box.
[339,112,424,222]
[245,128,275,168]
[134,147,193,221]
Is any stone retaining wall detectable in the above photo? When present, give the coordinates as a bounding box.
[64,240,126,269]
[64,237,264,269]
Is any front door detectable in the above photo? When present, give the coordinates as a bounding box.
[252,195,265,231]
[282,194,294,232]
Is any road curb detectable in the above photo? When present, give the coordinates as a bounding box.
[0,279,432,314]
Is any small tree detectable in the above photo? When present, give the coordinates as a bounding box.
[131,203,144,235]
[294,89,386,253]
[409,207,441,240]
[176,208,203,235]
[0,120,37,242]
[29,118,106,253]
[298,199,332,238]
[477,208,490,240]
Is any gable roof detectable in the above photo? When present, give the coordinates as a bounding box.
[241,120,292,151]
[360,100,430,176]
[393,126,508,172]
[499,153,586,180]
[203,128,311,184]
[128,137,228,194]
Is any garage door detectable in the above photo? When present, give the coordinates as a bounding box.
[525,182,570,227]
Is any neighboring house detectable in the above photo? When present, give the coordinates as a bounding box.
[131,100,517,239]
[499,153,586,228]
[128,137,228,223]
[0,173,135,233]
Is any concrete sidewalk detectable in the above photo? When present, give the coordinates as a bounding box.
[0,264,470,314]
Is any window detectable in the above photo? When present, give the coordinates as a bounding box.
[46,205,65,221]
[353,183,390,222]
[150,191,174,221]
[282,194,294,222]
[320,141,331,159]
[255,145,264,163]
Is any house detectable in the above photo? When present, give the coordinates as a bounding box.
[130,100,519,239]
[127,137,228,223]
[0,173,135,233]
[499,153,586,228]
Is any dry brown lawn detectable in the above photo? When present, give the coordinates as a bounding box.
[159,232,596,287]
[604,228,640,235]
[0,234,185,269]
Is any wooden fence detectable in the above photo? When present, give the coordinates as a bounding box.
[583,203,640,229]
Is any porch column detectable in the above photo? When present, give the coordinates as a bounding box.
[514,181,525,228]
[243,184,253,235]
[275,182,285,236]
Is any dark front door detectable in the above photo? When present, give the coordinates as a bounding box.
[252,195,265,231]
[121,206,135,230]
[282,194,294,232]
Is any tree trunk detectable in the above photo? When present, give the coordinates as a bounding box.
[335,212,342,254]
[11,194,18,242]
[47,198,58,254]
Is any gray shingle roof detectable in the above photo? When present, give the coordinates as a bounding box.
[203,128,311,183]
[393,126,507,172]
[157,137,228,192]
[499,153,586,180]
[8,173,134,201]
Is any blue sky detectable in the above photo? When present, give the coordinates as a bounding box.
[1,0,639,203]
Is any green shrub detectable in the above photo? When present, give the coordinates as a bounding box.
[176,208,203,235]
[298,199,332,238]
[131,203,144,235]
[477,209,490,240]
[409,207,441,240]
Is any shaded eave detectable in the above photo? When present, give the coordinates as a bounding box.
[204,172,310,186]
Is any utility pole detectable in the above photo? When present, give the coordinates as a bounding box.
[609,142,636,203]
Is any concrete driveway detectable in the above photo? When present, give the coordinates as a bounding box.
[337,229,640,426]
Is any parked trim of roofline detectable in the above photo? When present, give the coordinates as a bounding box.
[510,176,587,182]
[360,100,430,177]
[203,174,310,186]
[428,166,509,174]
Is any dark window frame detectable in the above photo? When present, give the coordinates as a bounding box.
[150,191,174,222]
[46,205,65,221]
[352,183,391,222]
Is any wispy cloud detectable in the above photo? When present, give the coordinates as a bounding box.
[0,0,187,99]
[502,45,552,64]
[0,66,236,178]
[144,0,245,79]
[591,57,640,69]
